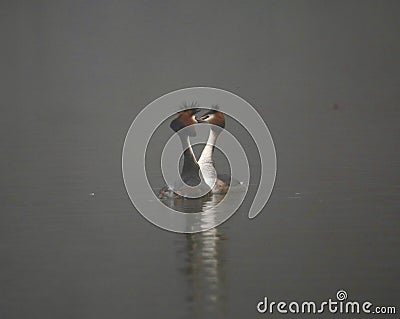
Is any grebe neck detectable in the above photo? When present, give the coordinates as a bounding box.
[198,129,218,164]
[180,134,199,178]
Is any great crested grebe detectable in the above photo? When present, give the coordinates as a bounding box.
[158,108,207,199]
[196,108,240,194]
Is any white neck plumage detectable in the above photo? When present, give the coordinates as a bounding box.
[198,128,219,188]
[198,128,218,164]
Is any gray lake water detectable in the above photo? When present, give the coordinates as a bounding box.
[1,1,399,318]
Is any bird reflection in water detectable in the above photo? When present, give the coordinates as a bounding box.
[161,194,228,317]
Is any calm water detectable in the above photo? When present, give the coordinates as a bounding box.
[1,1,400,318]
[1,106,399,318]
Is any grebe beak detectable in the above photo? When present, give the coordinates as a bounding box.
[195,114,210,123]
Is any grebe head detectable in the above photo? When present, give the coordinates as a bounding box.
[170,108,200,136]
[196,108,225,130]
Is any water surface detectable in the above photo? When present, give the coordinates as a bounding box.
[1,1,399,318]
